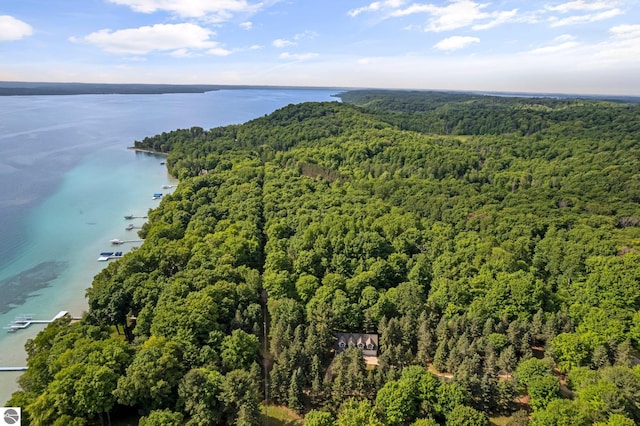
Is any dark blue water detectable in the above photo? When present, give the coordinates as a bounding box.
[0,88,338,401]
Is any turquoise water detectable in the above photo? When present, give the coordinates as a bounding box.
[0,88,338,402]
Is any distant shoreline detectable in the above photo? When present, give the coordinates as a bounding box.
[0,82,221,96]
[0,82,348,97]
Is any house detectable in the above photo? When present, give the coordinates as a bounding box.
[335,332,379,357]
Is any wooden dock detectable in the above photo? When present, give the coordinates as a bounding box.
[110,239,144,245]
[4,311,69,333]
[0,367,27,372]
[124,215,147,220]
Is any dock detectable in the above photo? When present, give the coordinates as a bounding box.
[110,239,144,245]
[4,311,69,333]
[97,252,123,261]
[124,214,147,220]
[0,367,28,372]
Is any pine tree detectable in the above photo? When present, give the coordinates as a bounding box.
[433,339,449,373]
[531,309,545,346]
[236,393,260,426]
[288,367,305,412]
[309,355,323,404]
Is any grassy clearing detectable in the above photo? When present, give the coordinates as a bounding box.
[260,404,303,426]
[489,415,511,425]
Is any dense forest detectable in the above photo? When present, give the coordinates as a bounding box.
[9,90,640,426]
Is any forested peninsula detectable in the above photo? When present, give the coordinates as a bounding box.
[9,91,640,426]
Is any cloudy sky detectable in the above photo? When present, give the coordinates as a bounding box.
[1,0,639,95]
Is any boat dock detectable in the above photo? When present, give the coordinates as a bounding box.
[4,311,70,333]
[97,251,123,261]
[124,214,147,220]
[0,367,28,372]
[110,239,144,245]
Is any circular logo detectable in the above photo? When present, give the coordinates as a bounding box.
[3,408,20,425]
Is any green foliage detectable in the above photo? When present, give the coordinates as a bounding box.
[576,381,628,423]
[336,399,383,426]
[138,409,184,426]
[411,419,438,426]
[114,336,185,411]
[375,380,416,426]
[528,376,562,411]
[550,333,591,373]
[532,399,590,426]
[515,358,555,388]
[593,414,636,426]
[178,367,224,425]
[305,410,336,426]
[445,405,489,426]
[221,329,260,371]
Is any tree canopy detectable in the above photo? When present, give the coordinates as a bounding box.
[10,90,640,425]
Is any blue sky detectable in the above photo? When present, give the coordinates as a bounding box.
[1,0,639,95]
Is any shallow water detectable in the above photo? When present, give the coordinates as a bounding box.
[0,88,338,402]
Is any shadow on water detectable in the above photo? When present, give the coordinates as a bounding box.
[0,261,68,314]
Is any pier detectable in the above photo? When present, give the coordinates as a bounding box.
[4,311,70,333]
[124,214,147,220]
[98,252,123,261]
[110,239,144,245]
[0,367,27,372]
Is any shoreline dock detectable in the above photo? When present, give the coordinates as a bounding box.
[124,214,147,220]
[110,239,144,245]
[4,311,70,333]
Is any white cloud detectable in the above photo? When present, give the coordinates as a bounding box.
[547,1,619,13]
[555,34,578,43]
[610,24,640,39]
[549,8,622,26]
[391,4,436,17]
[590,24,640,65]
[294,30,318,41]
[377,1,517,32]
[107,0,262,20]
[279,52,319,60]
[433,35,480,51]
[273,38,296,48]
[208,47,232,56]
[425,1,487,31]
[272,31,316,48]
[516,26,640,69]
[77,23,221,55]
[529,35,580,54]
[348,0,406,17]
[0,15,33,41]
[240,21,253,30]
[170,48,196,58]
[472,9,518,30]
